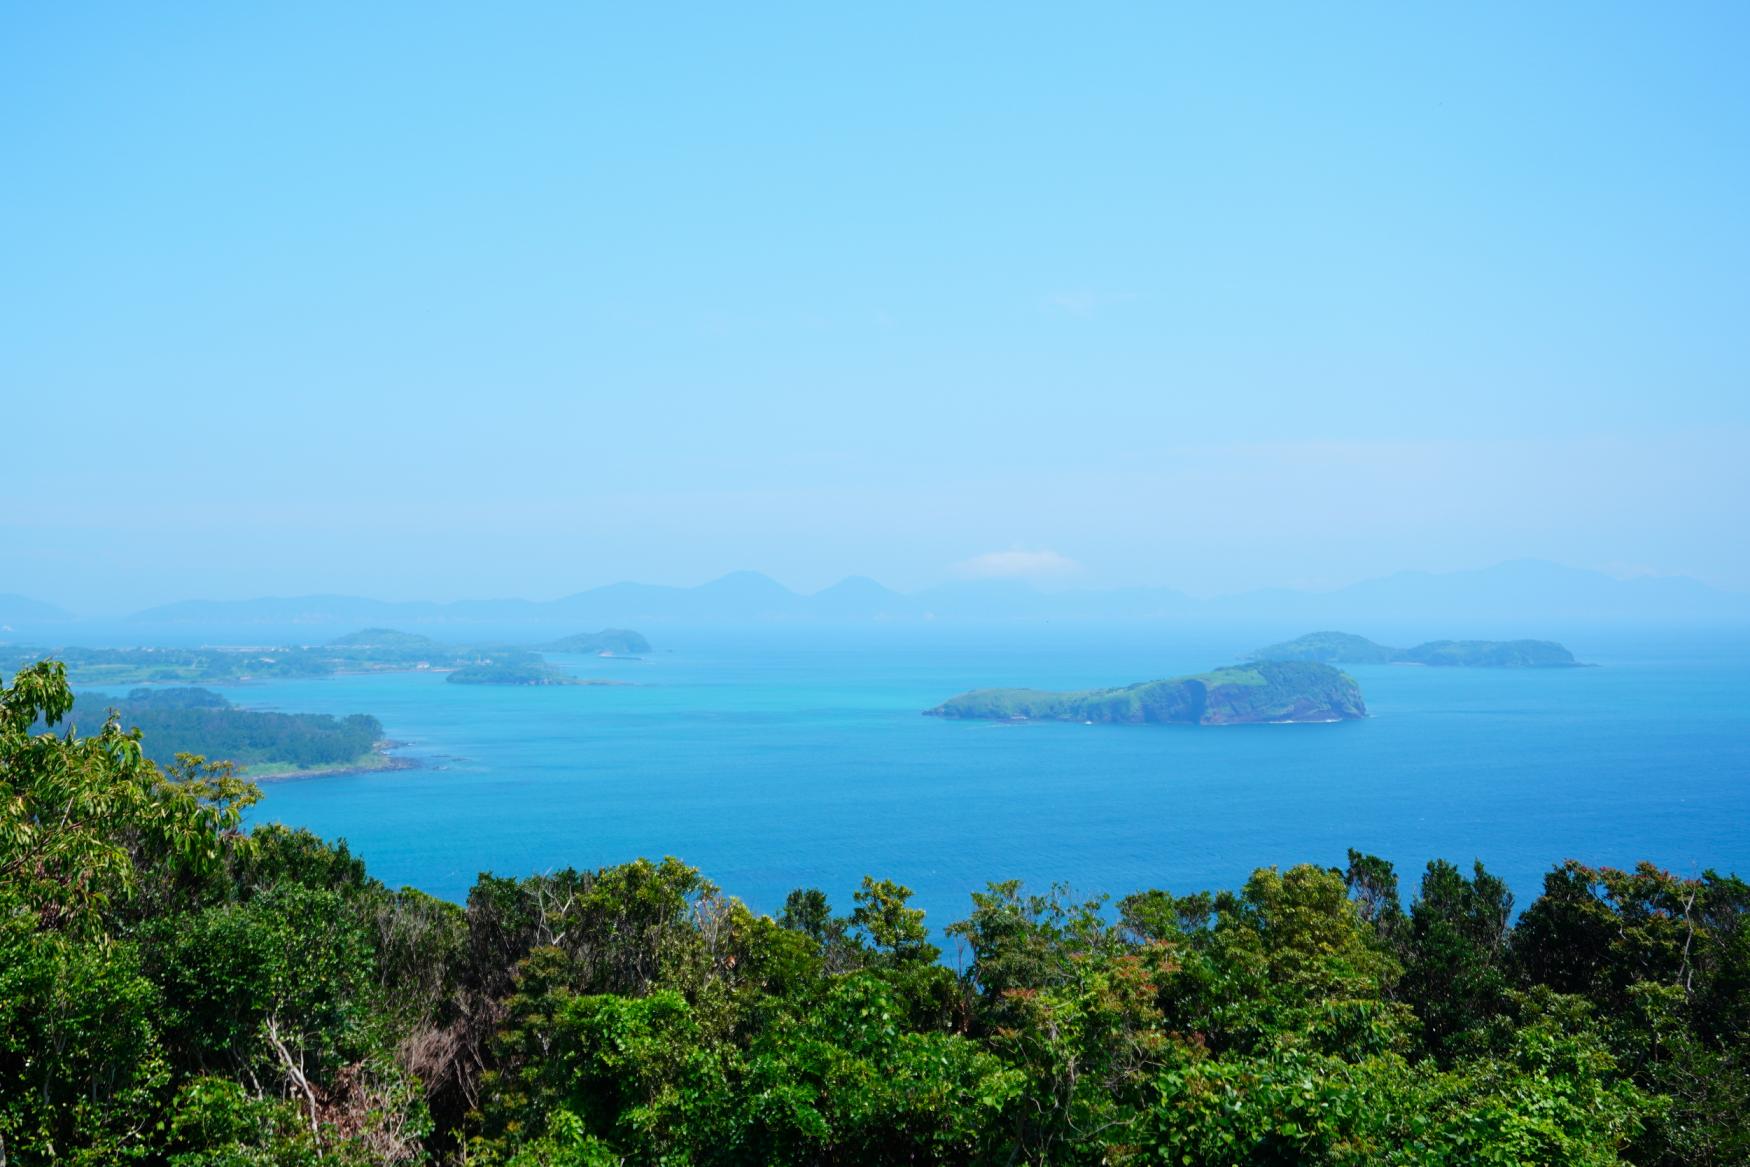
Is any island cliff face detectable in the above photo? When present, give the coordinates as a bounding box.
[925,661,1366,726]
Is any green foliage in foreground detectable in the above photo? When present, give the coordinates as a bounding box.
[4,660,1748,1165]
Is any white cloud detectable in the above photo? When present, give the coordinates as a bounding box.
[951,549,1083,581]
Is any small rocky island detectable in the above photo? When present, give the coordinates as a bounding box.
[926,661,1366,726]
[1250,631,1587,668]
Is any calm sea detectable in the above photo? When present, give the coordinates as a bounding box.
[209,626,1750,935]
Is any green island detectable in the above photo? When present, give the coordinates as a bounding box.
[324,627,454,663]
[2,626,652,686]
[4,659,1746,1165]
[56,686,392,777]
[538,628,652,655]
[446,655,627,686]
[1251,630,1588,667]
[927,660,1367,725]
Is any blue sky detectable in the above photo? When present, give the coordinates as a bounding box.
[4,3,1747,611]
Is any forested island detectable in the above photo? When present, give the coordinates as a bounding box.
[928,660,1367,725]
[2,626,652,686]
[538,628,652,655]
[446,659,577,685]
[53,686,390,776]
[4,658,1746,1164]
[446,655,627,686]
[1252,630,1587,667]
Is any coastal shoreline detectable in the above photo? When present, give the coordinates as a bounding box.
[244,747,419,783]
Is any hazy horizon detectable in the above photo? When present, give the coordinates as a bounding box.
[10,554,1750,620]
[7,5,1749,612]
[7,557,1747,636]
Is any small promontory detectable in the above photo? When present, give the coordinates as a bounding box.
[1250,631,1586,668]
[925,661,1366,726]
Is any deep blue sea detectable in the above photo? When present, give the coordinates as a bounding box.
[207,626,1749,938]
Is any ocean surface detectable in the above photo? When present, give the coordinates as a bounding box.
[203,626,1750,938]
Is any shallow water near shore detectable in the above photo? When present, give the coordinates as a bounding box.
[220,626,1750,935]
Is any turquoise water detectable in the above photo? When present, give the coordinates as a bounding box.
[222,627,1750,934]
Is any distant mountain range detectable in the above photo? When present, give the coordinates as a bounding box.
[4,561,1747,633]
[0,594,74,628]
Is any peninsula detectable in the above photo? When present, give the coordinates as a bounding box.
[926,661,1366,726]
[59,686,396,777]
[1250,631,1587,668]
